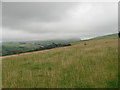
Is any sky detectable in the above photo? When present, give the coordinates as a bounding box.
[2,2,118,41]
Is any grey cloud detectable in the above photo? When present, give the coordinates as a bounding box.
[2,2,79,29]
[2,2,118,41]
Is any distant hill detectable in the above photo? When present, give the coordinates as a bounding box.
[1,39,80,56]
[1,33,118,56]
[91,33,118,40]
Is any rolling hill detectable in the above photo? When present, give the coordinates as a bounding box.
[2,33,118,88]
[92,33,118,40]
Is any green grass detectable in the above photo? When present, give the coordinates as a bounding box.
[92,33,118,40]
[2,37,118,88]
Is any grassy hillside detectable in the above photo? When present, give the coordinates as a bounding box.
[2,35,118,88]
[92,33,118,40]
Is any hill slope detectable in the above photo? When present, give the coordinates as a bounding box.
[92,33,118,40]
[2,34,118,88]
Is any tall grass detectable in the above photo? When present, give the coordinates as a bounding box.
[2,39,118,88]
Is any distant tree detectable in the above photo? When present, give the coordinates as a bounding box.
[19,47,25,49]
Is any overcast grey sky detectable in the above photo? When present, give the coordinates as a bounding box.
[2,2,118,41]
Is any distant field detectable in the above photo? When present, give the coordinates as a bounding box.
[2,34,118,88]
[2,39,79,56]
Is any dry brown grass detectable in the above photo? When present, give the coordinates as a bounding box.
[2,39,118,88]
